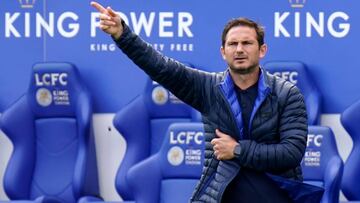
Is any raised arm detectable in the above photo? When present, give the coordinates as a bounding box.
[90,1,213,113]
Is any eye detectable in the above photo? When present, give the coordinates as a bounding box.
[243,41,252,45]
[227,41,237,46]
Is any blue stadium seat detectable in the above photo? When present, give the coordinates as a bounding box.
[112,79,201,200]
[264,61,322,125]
[1,107,13,201]
[340,99,360,201]
[0,121,12,201]
[302,126,343,203]
[0,63,99,203]
[127,122,204,203]
[78,122,204,203]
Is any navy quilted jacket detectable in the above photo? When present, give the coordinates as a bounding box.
[115,23,311,203]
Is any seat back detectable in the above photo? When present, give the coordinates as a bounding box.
[113,78,200,200]
[159,123,204,203]
[264,61,321,125]
[0,112,13,201]
[0,63,98,202]
[143,80,198,153]
[301,126,343,203]
[340,99,360,200]
[127,122,205,203]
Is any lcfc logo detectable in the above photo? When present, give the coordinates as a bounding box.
[289,0,306,8]
[18,0,36,8]
[167,146,184,166]
[36,88,52,107]
[152,86,168,105]
[35,73,68,86]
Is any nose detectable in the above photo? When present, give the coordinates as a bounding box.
[236,44,244,53]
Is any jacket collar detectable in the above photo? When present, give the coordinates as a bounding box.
[219,67,272,94]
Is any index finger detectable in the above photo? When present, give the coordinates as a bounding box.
[91,1,107,13]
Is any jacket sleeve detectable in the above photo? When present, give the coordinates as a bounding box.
[237,85,308,172]
[113,22,211,113]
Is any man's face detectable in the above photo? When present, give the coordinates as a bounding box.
[221,26,267,74]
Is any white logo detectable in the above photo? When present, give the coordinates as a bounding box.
[35,73,68,86]
[170,131,204,145]
[167,146,184,166]
[304,150,321,167]
[36,88,52,107]
[274,11,350,38]
[307,134,323,147]
[4,11,193,40]
[274,1,350,38]
[289,0,306,8]
[18,0,36,9]
[5,12,79,38]
[152,86,168,105]
[273,71,298,84]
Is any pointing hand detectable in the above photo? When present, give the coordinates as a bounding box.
[90,1,123,39]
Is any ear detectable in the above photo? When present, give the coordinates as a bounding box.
[220,46,226,60]
[259,44,268,59]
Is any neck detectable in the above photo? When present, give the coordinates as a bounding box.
[229,66,260,90]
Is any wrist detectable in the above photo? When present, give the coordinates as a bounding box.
[233,143,241,158]
[112,19,125,40]
[112,32,122,40]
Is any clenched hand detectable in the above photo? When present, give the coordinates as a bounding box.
[211,129,239,160]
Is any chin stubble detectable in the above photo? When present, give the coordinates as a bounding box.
[229,64,257,75]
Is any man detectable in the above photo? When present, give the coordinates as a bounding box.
[91,2,322,203]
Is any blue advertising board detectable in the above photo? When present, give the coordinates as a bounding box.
[0,0,359,113]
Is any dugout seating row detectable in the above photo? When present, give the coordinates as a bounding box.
[0,61,358,203]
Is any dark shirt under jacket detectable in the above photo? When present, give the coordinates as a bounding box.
[236,82,258,139]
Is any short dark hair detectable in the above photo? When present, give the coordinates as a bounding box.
[221,18,265,48]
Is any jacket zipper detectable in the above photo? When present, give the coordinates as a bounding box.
[194,86,241,202]
[217,85,242,139]
[215,85,242,202]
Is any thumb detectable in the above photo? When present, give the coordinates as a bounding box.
[215,129,225,138]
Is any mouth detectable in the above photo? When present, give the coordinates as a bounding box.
[234,56,247,62]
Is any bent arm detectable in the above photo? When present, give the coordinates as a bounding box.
[237,87,308,172]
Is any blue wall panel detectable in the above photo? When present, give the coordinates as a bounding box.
[0,0,359,113]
